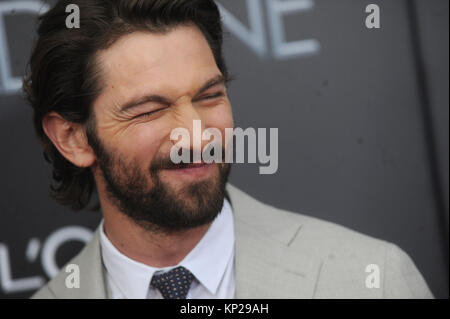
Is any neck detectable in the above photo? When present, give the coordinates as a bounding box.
[102,208,211,268]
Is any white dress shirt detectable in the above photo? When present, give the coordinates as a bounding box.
[99,199,235,299]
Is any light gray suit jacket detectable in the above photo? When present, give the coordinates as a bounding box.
[32,184,433,299]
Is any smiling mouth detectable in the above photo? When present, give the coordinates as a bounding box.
[163,162,214,177]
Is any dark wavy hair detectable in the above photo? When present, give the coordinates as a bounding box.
[23,0,228,211]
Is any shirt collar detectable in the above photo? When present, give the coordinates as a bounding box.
[179,199,234,295]
[99,199,234,298]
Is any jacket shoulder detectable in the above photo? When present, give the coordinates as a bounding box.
[31,228,107,299]
[228,183,388,246]
[31,249,84,299]
[227,184,434,298]
[264,203,433,298]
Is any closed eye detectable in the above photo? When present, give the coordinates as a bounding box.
[136,107,168,119]
[201,92,224,100]
[136,92,225,118]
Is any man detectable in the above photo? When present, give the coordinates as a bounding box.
[26,0,432,299]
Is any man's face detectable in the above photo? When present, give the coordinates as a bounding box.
[90,25,234,232]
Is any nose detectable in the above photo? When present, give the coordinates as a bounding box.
[170,101,209,153]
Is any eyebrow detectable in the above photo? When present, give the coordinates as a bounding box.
[119,74,228,114]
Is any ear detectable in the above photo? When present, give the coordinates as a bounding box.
[42,112,96,168]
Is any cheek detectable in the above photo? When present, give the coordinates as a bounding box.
[203,103,233,148]
[120,123,169,165]
[206,102,234,131]
[217,105,234,146]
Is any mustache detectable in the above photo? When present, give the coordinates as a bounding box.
[150,146,226,172]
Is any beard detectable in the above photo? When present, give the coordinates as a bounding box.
[88,132,231,234]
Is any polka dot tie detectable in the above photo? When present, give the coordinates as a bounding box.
[150,266,195,299]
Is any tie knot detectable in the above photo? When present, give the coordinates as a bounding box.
[150,266,195,299]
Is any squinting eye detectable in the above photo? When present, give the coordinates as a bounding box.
[203,92,224,100]
[136,107,168,118]
[139,112,156,118]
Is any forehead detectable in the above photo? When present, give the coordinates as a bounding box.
[95,25,221,108]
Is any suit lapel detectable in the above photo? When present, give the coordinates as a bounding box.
[228,184,323,298]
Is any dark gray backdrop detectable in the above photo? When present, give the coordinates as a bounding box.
[0,0,448,298]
